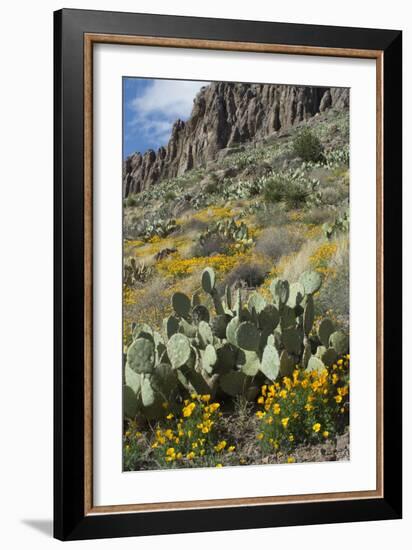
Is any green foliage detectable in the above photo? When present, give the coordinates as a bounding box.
[128,217,179,241]
[124,258,153,287]
[292,128,324,162]
[197,219,253,252]
[124,267,349,421]
[323,209,349,240]
[263,170,321,209]
[125,195,138,207]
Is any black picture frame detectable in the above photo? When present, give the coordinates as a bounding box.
[54,8,402,541]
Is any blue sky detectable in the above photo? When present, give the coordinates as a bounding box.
[123,78,209,159]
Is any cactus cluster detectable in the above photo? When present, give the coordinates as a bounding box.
[127,217,179,242]
[124,267,349,420]
[323,209,349,240]
[198,219,253,250]
[124,258,153,287]
[141,218,179,241]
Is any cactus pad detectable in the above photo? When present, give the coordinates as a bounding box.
[202,267,215,293]
[192,304,210,324]
[125,364,142,394]
[141,376,156,407]
[260,344,280,381]
[198,320,213,348]
[303,294,315,335]
[329,331,349,355]
[306,355,326,373]
[258,304,280,332]
[280,305,296,330]
[235,321,260,351]
[239,350,261,376]
[282,327,303,355]
[299,270,322,295]
[318,318,335,347]
[287,282,305,307]
[279,350,295,377]
[171,292,191,318]
[123,385,138,418]
[127,337,155,374]
[166,333,191,369]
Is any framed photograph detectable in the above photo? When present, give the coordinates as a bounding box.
[54,8,402,541]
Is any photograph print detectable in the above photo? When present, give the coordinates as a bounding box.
[122,77,350,472]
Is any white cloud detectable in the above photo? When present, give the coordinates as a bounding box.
[128,79,209,150]
[131,80,209,119]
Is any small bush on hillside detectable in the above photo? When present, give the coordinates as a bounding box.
[316,242,349,328]
[254,204,289,228]
[320,185,348,207]
[283,182,311,209]
[292,128,324,162]
[164,190,176,202]
[263,174,286,204]
[125,195,138,207]
[255,228,303,261]
[191,234,229,257]
[263,173,313,210]
[301,207,333,225]
[179,218,208,234]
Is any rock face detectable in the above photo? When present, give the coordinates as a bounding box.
[123,82,349,196]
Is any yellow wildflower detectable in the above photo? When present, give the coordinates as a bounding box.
[182,402,196,417]
[312,423,321,433]
[281,417,289,428]
[214,440,227,452]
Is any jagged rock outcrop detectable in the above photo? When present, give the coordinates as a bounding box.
[123,82,349,196]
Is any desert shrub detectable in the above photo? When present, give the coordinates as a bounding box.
[125,195,138,207]
[256,359,349,457]
[283,182,311,209]
[280,239,320,282]
[204,181,218,194]
[292,128,324,162]
[301,207,333,225]
[316,243,350,327]
[263,174,285,203]
[255,228,303,261]
[164,190,176,202]
[179,217,208,234]
[223,261,267,289]
[254,203,289,228]
[263,171,320,210]
[320,184,348,207]
[191,234,229,257]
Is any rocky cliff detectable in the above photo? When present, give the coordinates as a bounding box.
[123,82,349,196]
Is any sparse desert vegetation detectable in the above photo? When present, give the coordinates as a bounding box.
[122,104,350,471]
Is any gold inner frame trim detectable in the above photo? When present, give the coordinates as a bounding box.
[84,33,384,515]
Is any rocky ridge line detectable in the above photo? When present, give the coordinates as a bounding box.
[123,82,349,196]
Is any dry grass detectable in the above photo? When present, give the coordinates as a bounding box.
[255,226,304,261]
[280,238,321,282]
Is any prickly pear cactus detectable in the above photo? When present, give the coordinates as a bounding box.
[124,266,349,420]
